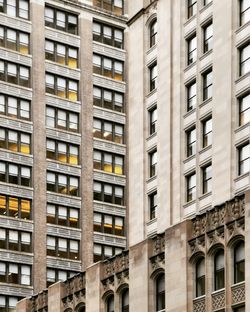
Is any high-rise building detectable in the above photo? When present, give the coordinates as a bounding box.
[0,0,127,309]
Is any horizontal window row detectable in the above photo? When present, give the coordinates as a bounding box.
[0,296,22,312]
[0,0,29,20]
[93,21,123,49]
[93,86,124,113]
[46,139,79,165]
[0,25,29,54]
[94,243,123,262]
[47,203,79,228]
[0,194,31,220]
[94,150,124,175]
[47,268,77,287]
[94,212,124,236]
[46,106,79,133]
[0,228,32,253]
[45,40,78,68]
[0,262,31,286]
[93,0,123,15]
[0,60,30,88]
[93,118,124,144]
[0,94,30,120]
[0,127,31,154]
[46,73,78,101]
[47,236,79,260]
[0,162,31,187]
[93,54,124,81]
[45,6,78,35]
[94,181,124,206]
[47,171,79,197]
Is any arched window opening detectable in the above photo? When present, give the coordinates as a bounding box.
[214,250,224,290]
[121,288,129,312]
[150,20,157,48]
[196,258,205,297]
[156,273,165,312]
[107,295,114,312]
[234,241,245,284]
[77,306,85,312]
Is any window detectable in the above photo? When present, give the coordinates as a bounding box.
[0,262,31,285]
[46,171,79,196]
[121,289,129,312]
[149,106,157,135]
[45,73,78,101]
[187,35,197,65]
[202,163,212,194]
[239,44,250,76]
[93,22,123,49]
[204,0,212,5]
[0,26,29,54]
[234,241,245,284]
[0,194,31,219]
[202,117,212,148]
[203,22,213,53]
[156,274,165,312]
[93,119,124,144]
[196,258,205,297]
[94,212,124,236]
[187,0,197,18]
[46,106,79,133]
[47,203,79,228]
[0,162,31,187]
[0,228,32,252]
[238,143,250,175]
[214,250,225,290]
[0,60,30,87]
[46,139,79,165]
[93,86,124,112]
[149,62,157,92]
[240,0,250,25]
[93,0,124,15]
[106,295,114,312]
[93,244,123,262]
[149,150,157,177]
[0,0,29,19]
[93,181,124,205]
[233,307,245,312]
[45,6,78,35]
[45,40,78,68]
[93,54,124,81]
[47,236,79,260]
[186,172,196,202]
[0,128,31,154]
[0,296,22,312]
[149,191,157,220]
[186,127,196,157]
[150,19,157,48]
[187,81,196,111]
[93,150,124,174]
[47,268,77,287]
[239,93,250,126]
[203,69,213,101]
[0,94,30,120]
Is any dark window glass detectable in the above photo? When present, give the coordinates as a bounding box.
[203,69,213,101]
[186,127,196,157]
[203,22,213,53]
[187,0,197,18]
[156,274,165,312]
[239,44,250,76]
[149,191,157,220]
[187,35,197,65]
[234,241,245,284]
[186,173,196,202]
[93,22,123,49]
[93,0,124,15]
[149,63,157,92]
[214,250,225,290]
[202,164,212,194]
[196,258,205,297]
[93,86,124,113]
[239,93,250,126]
[150,20,157,48]
[238,143,249,175]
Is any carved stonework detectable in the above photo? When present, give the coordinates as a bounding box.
[150,252,165,271]
[227,218,245,241]
[152,233,165,256]
[103,251,129,280]
[192,215,207,237]
[117,269,129,287]
[207,227,224,249]
[193,297,206,312]
[29,290,48,312]
[232,283,245,305]
[102,276,115,292]
[212,290,225,311]
[189,235,205,257]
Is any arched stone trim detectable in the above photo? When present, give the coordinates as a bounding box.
[227,235,244,248]
[207,242,224,256]
[145,13,157,28]
[102,290,114,302]
[64,309,73,312]
[74,303,85,312]
[150,267,164,280]
[116,282,129,295]
[189,251,205,265]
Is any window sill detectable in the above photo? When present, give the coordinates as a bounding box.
[235,71,250,84]
[146,44,157,55]
[146,132,157,141]
[0,114,32,125]
[93,105,126,117]
[93,231,126,240]
[46,126,81,137]
[235,20,250,34]
[46,255,81,263]
[45,59,80,72]
[0,46,32,58]
[93,40,126,53]
[234,171,249,182]
[45,93,81,104]
[0,148,33,159]
[93,137,126,147]
[200,1,212,13]
[93,169,126,179]
[193,294,206,301]
[46,191,80,200]
[199,96,212,109]
[184,60,197,73]
[0,80,31,91]
[183,154,196,164]
[92,73,126,85]
[0,12,32,24]
[93,200,126,209]
[47,158,81,169]
[199,48,213,62]
[231,281,245,288]
[183,107,196,119]
[199,144,212,155]
[184,14,197,27]
[235,122,250,134]
[211,288,225,296]
[45,26,80,38]
[199,191,212,201]
[47,223,81,232]
[0,214,33,224]
[146,175,157,184]
[146,88,157,98]
[183,199,196,209]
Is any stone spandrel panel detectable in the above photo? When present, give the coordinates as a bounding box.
[0,284,33,297]
[46,128,81,145]
[0,217,33,231]
[93,139,126,155]
[93,42,126,61]
[93,171,126,186]
[93,107,125,124]
[47,193,81,208]
[94,233,126,247]
[94,202,126,217]
[47,161,81,176]
[45,62,80,80]
[0,82,32,100]
[0,49,32,67]
[47,224,81,240]
[45,28,80,47]
[0,13,31,32]
[0,150,33,167]
[46,95,81,113]
[47,257,81,271]
[93,75,126,93]
[0,116,33,133]
[0,184,33,199]
[0,251,33,265]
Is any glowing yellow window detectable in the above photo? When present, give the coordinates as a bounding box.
[58,143,67,163]
[19,33,29,55]
[114,217,123,236]
[57,44,66,65]
[114,61,123,81]
[21,199,31,219]
[8,130,18,152]
[104,215,112,234]
[68,81,78,101]
[9,197,18,217]
[69,209,78,228]
[20,133,30,154]
[69,145,78,165]
[0,195,6,215]
[104,154,112,173]
[68,47,77,69]
[114,156,123,175]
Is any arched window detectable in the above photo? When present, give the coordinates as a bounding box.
[107,295,114,312]
[214,250,224,290]
[150,19,157,48]
[77,306,85,312]
[196,258,205,297]
[234,241,245,284]
[156,274,165,312]
[121,288,129,312]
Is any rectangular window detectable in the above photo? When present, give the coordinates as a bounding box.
[0,0,29,19]
[187,81,196,111]
[93,150,124,175]
[0,161,31,187]
[0,262,31,285]
[0,60,30,88]
[238,143,250,175]
[239,93,250,126]
[45,6,78,35]
[46,139,79,165]
[186,127,196,157]
[240,0,250,25]
[0,194,31,219]
[149,191,157,220]
[0,228,32,252]
[93,54,124,81]
[93,21,124,49]
[202,117,212,148]
[93,118,124,144]
[186,172,196,202]
[46,171,79,196]
[187,0,197,18]
[93,243,124,262]
[0,94,31,120]
[202,163,212,194]
[0,26,29,54]
[93,0,124,15]
[46,268,77,287]
[203,69,213,101]
[187,34,197,65]
[239,44,250,76]
[93,212,124,236]
[46,106,79,133]
[47,236,79,260]
[149,150,157,177]
[93,181,124,206]
[149,106,157,135]
[47,203,79,228]
[93,86,124,113]
[149,62,157,92]
[203,22,213,53]
[0,128,31,154]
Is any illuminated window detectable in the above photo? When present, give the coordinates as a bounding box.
[93,181,124,205]
[0,128,31,154]
[0,26,29,54]
[93,54,124,81]
[0,228,32,252]
[93,212,124,236]
[93,0,124,15]
[0,194,31,219]
[93,150,124,174]
[47,236,79,260]
[93,86,124,112]
[46,139,79,165]
[93,21,123,49]
[0,60,30,87]
[47,203,79,228]
[0,0,29,19]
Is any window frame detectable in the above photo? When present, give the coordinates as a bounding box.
[0,0,29,19]
[239,93,250,126]
[0,228,32,253]
[234,241,245,284]
[214,249,225,291]
[156,273,165,312]
[0,60,30,88]
[93,150,124,175]
[93,212,125,236]
[238,142,250,176]
[0,194,31,220]
[239,44,250,77]
[46,235,80,260]
[150,19,157,48]
[0,161,31,187]
[93,54,124,81]
[93,0,124,15]
[202,163,212,194]
[186,172,196,202]
[46,106,79,133]
[93,181,124,206]
[149,62,157,92]
[93,21,124,49]
[0,25,30,54]
[46,139,79,165]
[47,203,79,228]
[202,69,213,101]
[187,34,197,65]
[186,127,196,157]
[0,127,31,154]
[0,94,31,120]
[46,171,80,197]
[187,0,197,19]
[240,0,250,26]
[149,191,157,220]
[93,118,124,144]
[203,21,213,53]
[93,86,124,113]
[202,117,212,148]
[93,243,123,262]
[195,258,205,297]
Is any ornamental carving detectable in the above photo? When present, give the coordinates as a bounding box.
[212,290,225,311]
[152,233,165,256]
[227,218,244,241]
[150,252,165,271]
[103,251,129,280]
[30,290,48,312]
[193,297,205,312]
[189,236,205,257]
[207,227,224,249]
[232,283,245,304]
